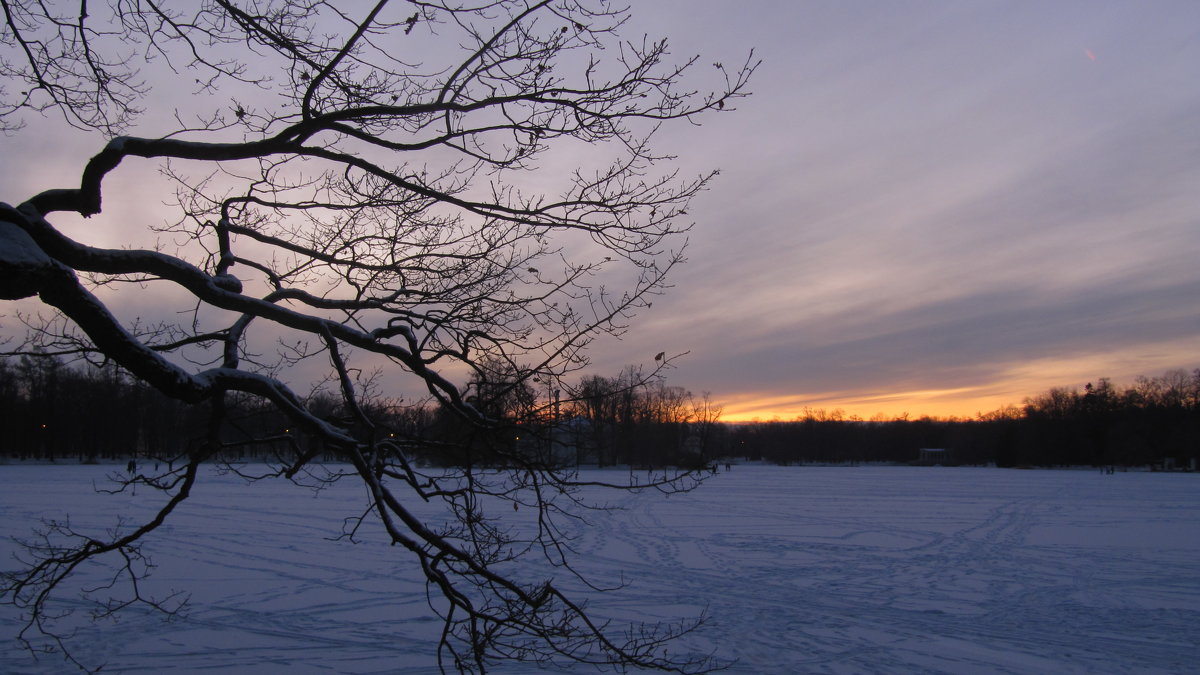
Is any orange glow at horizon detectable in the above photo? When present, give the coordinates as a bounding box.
[712,343,1200,423]
[716,388,1019,423]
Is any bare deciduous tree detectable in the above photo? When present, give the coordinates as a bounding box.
[0,1,754,672]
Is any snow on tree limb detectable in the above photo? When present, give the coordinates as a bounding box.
[1,1,754,671]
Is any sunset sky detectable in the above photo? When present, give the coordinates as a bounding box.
[3,1,1199,422]
[590,0,1200,421]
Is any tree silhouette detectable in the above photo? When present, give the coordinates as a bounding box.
[0,1,755,671]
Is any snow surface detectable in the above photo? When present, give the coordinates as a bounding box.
[2,464,1198,674]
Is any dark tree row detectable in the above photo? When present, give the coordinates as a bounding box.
[0,352,434,463]
[1006,371,1200,468]
[0,355,727,468]
[0,355,200,462]
[562,369,725,468]
[726,414,989,466]
[5,355,1196,470]
[725,370,1200,469]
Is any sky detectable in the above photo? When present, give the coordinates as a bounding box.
[585,0,1200,421]
[3,1,1200,423]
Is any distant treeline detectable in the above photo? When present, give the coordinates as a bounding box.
[1,354,200,462]
[724,371,1200,468]
[0,355,722,468]
[2,354,1197,468]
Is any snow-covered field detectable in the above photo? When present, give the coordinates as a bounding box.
[2,464,1198,674]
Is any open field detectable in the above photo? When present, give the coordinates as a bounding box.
[2,464,1198,673]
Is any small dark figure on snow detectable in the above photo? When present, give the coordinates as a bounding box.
[127,459,136,474]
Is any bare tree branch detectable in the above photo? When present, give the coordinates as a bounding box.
[1,1,756,671]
